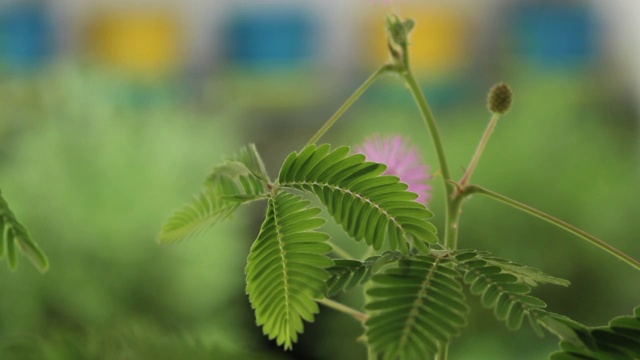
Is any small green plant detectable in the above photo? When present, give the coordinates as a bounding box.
[158,14,640,359]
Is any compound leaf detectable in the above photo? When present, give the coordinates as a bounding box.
[454,250,554,334]
[278,144,437,254]
[365,255,469,359]
[543,306,640,360]
[245,191,332,350]
[472,251,570,287]
[158,145,269,243]
[325,251,402,296]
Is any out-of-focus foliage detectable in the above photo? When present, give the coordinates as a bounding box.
[0,66,265,355]
[0,189,48,272]
[0,323,280,360]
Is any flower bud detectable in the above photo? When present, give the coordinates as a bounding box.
[385,14,410,48]
[487,82,512,115]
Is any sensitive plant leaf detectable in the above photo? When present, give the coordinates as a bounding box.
[543,307,640,360]
[467,251,570,287]
[277,144,437,254]
[158,145,270,243]
[454,250,551,334]
[365,255,469,359]
[325,251,403,297]
[223,143,270,182]
[157,187,243,244]
[245,191,333,350]
[0,190,48,272]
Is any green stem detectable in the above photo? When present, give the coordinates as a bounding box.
[400,66,455,360]
[435,343,449,360]
[445,195,465,250]
[367,345,378,360]
[466,185,640,271]
[317,298,368,323]
[306,65,392,146]
[327,240,355,259]
[401,70,455,249]
[459,113,500,188]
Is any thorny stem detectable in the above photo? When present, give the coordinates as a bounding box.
[466,184,640,271]
[458,113,500,189]
[317,298,368,323]
[306,65,392,147]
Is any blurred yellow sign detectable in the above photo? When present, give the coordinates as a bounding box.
[88,10,180,77]
[368,6,468,77]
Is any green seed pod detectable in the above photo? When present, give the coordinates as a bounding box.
[488,82,513,115]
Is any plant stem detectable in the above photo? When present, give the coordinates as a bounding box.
[458,113,500,188]
[435,343,449,360]
[400,67,457,360]
[317,298,368,323]
[328,240,355,259]
[306,65,392,147]
[466,184,640,271]
[367,345,378,360]
[401,71,453,191]
[401,70,456,249]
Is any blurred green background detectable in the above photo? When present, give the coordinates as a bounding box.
[0,0,639,359]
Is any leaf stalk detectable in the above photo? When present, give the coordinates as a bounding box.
[317,298,368,323]
[466,184,640,271]
[306,65,392,146]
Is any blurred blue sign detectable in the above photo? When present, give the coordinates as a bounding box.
[509,2,597,69]
[224,8,316,69]
[0,3,52,72]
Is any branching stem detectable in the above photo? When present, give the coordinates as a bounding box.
[466,184,640,271]
[306,65,392,146]
[317,298,368,323]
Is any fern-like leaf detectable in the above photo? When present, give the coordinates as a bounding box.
[543,306,640,360]
[325,251,402,297]
[365,255,469,359]
[278,144,437,254]
[0,190,48,272]
[454,250,556,335]
[245,191,333,350]
[469,251,570,287]
[223,143,270,182]
[158,145,270,243]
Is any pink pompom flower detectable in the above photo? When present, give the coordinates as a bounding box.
[355,135,432,204]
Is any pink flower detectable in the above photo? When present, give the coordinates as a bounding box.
[355,135,432,204]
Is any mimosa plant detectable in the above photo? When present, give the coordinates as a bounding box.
[156,14,640,360]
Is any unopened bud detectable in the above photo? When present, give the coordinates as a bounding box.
[384,14,415,67]
[385,14,409,48]
[487,82,512,115]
